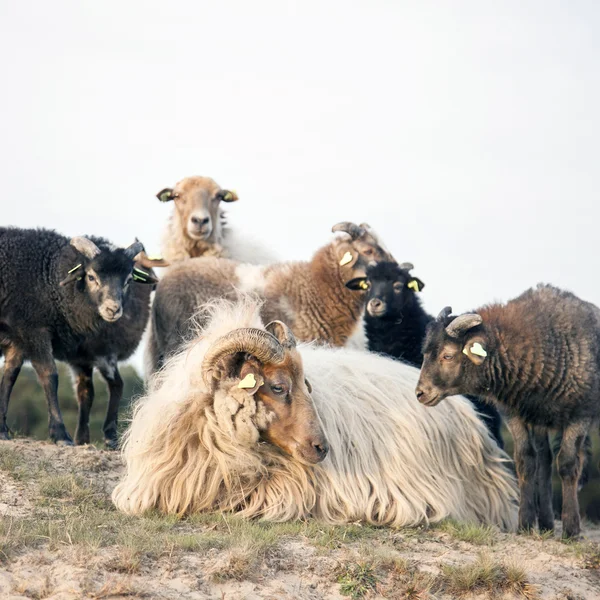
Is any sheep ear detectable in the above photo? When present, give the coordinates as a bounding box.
[345,277,368,291]
[157,188,174,202]
[462,337,488,365]
[131,266,159,285]
[305,378,313,393]
[217,189,238,203]
[59,263,84,287]
[237,363,264,396]
[407,278,425,292]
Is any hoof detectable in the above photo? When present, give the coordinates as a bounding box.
[104,438,119,451]
[56,438,75,447]
[0,431,11,441]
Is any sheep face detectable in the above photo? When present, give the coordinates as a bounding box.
[332,222,394,281]
[60,238,158,323]
[204,324,329,466]
[212,350,328,466]
[416,310,488,407]
[345,261,425,318]
[157,176,238,243]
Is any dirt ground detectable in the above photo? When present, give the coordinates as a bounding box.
[1,439,599,600]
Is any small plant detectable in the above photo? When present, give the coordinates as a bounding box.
[338,562,378,599]
[437,519,497,546]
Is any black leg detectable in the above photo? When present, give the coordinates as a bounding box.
[533,427,554,533]
[71,364,94,445]
[0,345,24,439]
[30,340,72,445]
[97,357,123,450]
[507,416,537,532]
[557,420,590,539]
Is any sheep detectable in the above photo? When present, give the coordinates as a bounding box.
[146,221,393,375]
[345,260,504,448]
[113,299,518,530]
[156,175,278,265]
[415,284,600,538]
[0,227,157,446]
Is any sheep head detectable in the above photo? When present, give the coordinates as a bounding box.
[331,221,394,280]
[345,260,426,319]
[416,308,488,407]
[59,237,158,323]
[156,176,238,244]
[201,321,328,465]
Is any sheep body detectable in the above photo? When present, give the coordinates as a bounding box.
[417,284,600,538]
[146,225,388,375]
[348,261,503,448]
[0,227,154,446]
[115,300,518,530]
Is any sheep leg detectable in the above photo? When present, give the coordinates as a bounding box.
[507,416,537,532]
[72,364,94,446]
[554,429,591,491]
[30,347,73,445]
[97,357,123,450]
[557,419,590,539]
[0,346,24,440]
[533,427,554,533]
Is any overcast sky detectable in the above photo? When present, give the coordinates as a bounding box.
[2,1,599,372]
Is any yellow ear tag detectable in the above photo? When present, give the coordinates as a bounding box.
[224,192,233,201]
[359,280,369,290]
[407,280,420,292]
[147,255,164,261]
[469,342,487,358]
[339,251,353,266]
[238,373,257,389]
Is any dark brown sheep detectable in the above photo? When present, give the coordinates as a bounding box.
[415,284,600,539]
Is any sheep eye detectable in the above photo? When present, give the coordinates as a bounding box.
[271,384,287,395]
[442,354,454,361]
[364,248,373,256]
[87,274,95,283]
[393,283,403,293]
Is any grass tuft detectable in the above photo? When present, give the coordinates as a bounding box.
[337,562,379,598]
[436,519,497,546]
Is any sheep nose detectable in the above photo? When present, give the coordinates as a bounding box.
[416,389,424,400]
[313,439,329,460]
[191,215,210,227]
[370,299,383,309]
[104,302,121,316]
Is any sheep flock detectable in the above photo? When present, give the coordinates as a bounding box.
[2,174,599,541]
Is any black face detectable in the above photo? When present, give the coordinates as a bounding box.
[345,262,425,319]
[82,250,136,323]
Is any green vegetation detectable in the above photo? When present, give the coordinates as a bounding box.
[4,363,143,444]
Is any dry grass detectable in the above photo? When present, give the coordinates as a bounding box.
[436,519,498,546]
[337,562,379,598]
[439,553,538,598]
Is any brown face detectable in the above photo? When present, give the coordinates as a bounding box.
[157,176,238,242]
[337,237,393,281]
[238,351,329,465]
[416,320,489,407]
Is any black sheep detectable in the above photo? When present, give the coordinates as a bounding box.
[346,261,504,448]
[416,285,600,538]
[0,227,157,447]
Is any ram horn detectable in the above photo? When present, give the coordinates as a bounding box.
[436,306,453,322]
[70,236,101,260]
[123,240,145,261]
[398,262,414,271]
[201,328,285,388]
[445,313,483,338]
[331,221,367,240]
[265,320,297,349]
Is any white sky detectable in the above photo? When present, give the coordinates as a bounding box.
[2,1,599,373]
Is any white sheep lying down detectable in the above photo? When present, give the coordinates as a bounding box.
[113,300,517,530]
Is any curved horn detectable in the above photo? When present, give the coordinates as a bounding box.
[124,240,145,260]
[70,236,101,260]
[201,328,285,388]
[265,320,296,349]
[445,313,483,338]
[437,306,453,322]
[331,221,366,240]
[398,262,414,271]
